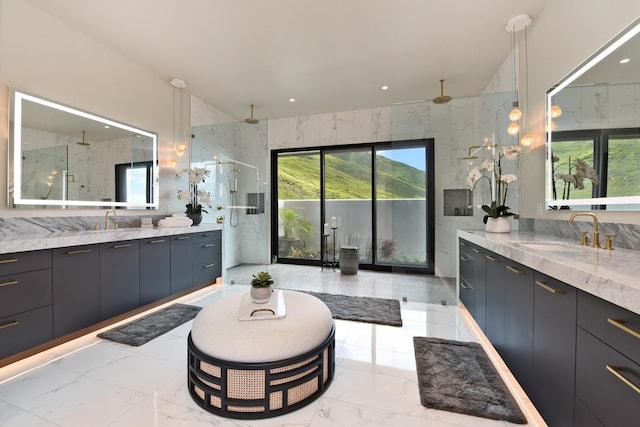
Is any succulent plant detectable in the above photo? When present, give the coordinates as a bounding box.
[250,271,274,288]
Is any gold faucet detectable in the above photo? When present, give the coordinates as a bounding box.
[105,209,117,230]
[569,212,600,248]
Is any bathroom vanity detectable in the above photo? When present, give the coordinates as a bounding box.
[0,225,222,365]
[458,230,640,427]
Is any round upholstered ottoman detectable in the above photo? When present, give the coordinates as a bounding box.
[187,290,335,419]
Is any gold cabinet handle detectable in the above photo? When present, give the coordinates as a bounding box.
[112,244,132,249]
[606,365,640,394]
[202,233,214,237]
[460,241,469,246]
[0,320,19,331]
[506,265,525,275]
[607,318,640,340]
[486,255,500,262]
[0,280,19,288]
[0,258,18,264]
[66,249,92,255]
[203,263,215,268]
[472,248,484,254]
[459,256,469,262]
[149,239,165,244]
[177,236,190,240]
[203,243,215,248]
[535,280,566,295]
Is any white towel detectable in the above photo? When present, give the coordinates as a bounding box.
[158,216,193,227]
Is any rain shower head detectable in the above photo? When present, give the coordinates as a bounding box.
[77,130,90,146]
[433,79,452,104]
[245,104,259,124]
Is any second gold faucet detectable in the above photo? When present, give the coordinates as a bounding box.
[569,212,599,248]
[105,209,117,230]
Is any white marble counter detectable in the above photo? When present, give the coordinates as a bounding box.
[458,229,640,316]
[0,224,223,255]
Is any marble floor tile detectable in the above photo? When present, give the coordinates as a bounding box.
[0,264,543,426]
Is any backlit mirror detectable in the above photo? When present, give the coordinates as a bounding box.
[8,89,158,209]
[546,18,640,210]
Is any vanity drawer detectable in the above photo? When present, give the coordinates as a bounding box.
[0,269,52,317]
[192,261,220,286]
[0,305,53,359]
[578,290,640,363]
[0,250,51,276]
[192,239,221,265]
[576,327,640,427]
[191,231,221,244]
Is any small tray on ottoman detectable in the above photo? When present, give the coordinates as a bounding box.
[238,290,286,321]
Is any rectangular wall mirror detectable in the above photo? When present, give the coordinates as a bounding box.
[8,89,158,209]
[546,18,640,211]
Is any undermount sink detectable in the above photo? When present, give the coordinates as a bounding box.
[513,241,577,252]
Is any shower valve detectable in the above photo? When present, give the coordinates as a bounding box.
[217,204,224,211]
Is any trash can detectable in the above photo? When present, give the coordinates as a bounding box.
[339,246,359,275]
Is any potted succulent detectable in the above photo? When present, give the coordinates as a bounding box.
[250,271,274,304]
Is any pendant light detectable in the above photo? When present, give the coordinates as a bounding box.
[505,15,531,138]
[170,78,188,165]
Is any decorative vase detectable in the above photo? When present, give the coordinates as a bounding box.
[187,212,202,226]
[250,286,272,304]
[485,217,511,233]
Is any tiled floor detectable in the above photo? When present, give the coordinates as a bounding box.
[0,265,544,426]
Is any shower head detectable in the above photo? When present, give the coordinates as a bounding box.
[245,104,259,124]
[433,79,452,104]
[77,130,90,146]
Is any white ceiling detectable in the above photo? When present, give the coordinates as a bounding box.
[25,0,546,121]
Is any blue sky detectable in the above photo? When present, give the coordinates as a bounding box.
[378,147,426,171]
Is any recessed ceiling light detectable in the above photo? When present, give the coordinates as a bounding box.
[620,58,631,64]
[381,85,389,90]
[289,98,296,102]
[104,125,110,128]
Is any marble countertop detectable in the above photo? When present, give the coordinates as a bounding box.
[0,224,223,255]
[458,230,640,316]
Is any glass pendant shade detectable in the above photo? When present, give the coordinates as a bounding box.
[550,105,562,118]
[520,133,534,146]
[509,108,523,121]
[507,122,520,135]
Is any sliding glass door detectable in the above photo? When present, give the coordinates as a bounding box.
[375,145,428,268]
[272,139,434,273]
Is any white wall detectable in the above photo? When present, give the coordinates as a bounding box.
[0,0,190,217]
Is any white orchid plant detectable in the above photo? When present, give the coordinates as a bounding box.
[176,167,213,214]
[467,145,520,223]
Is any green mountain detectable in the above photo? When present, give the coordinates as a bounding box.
[277,152,426,200]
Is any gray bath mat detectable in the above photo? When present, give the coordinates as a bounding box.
[304,291,402,327]
[413,336,526,424]
[98,303,202,346]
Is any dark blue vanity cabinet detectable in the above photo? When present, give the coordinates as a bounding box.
[0,250,53,359]
[458,240,486,331]
[575,290,640,426]
[139,237,171,305]
[192,231,222,289]
[458,235,640,426]
[100,240,140,320]
[170,234,193,294]
[52,245,100,338]
[458,237,577,427]
[1,229,222,365]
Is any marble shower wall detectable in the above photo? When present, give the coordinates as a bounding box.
[267,92,515,278]
[191,100,270,270]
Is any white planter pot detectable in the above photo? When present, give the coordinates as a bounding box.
[485,217,511,233]
[250,286,272,304]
